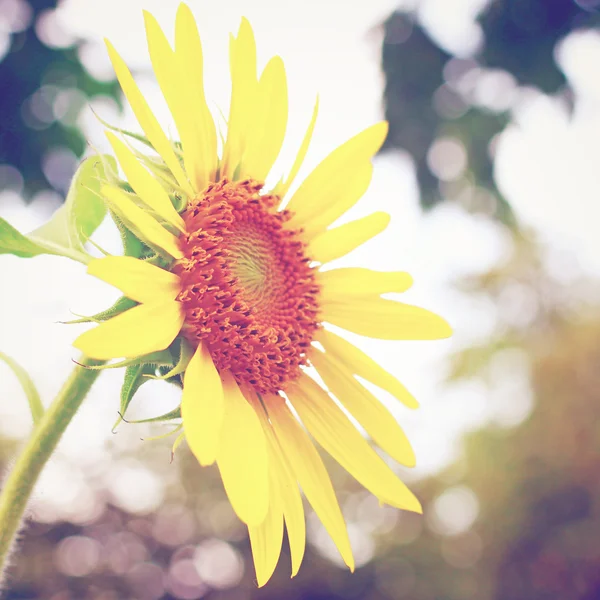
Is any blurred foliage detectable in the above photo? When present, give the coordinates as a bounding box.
[3,232,600,599]
[386,232,600,600]
[381,0,600,224]
[0,0,120,199]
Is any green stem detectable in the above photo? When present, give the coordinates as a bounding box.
[0,355,104,577]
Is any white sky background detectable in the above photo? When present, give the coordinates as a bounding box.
[1,0,600,531]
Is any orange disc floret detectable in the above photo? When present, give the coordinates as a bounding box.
[174,179,320,395]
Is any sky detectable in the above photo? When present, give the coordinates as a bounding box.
[1,0,600,558]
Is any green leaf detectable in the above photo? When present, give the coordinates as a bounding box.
[0,351,44,425]
[31,155,116,249]
[0,155,116,264]
[0,218,52,258]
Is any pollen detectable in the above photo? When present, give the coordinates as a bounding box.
[174,179,320,395]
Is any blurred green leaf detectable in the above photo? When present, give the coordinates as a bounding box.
[0,218,53,259]
[0,156,115,264]
[449,338,518,380]
[0,351,44,425]
[30,155,116,251]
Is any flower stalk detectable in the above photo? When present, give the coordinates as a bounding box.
[0,355,104,581]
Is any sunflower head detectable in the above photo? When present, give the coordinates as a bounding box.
[71,3,452,587]
[174,177,320,395]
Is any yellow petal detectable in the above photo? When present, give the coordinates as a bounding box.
[310,349,415,467]
[308,211,390,264]
[258,411,306,577]
[87,256,181,304]
[321,298,453,341]
[104,39,193,196]
[265,396,354,571]
[315,328,418,409]
[274,96,319,200]
[144,8,217,191]
[175,4,218,186]
[285,122,387,226]
[289,375,421,512]
[221,18,258,179]
[240,56,288,181]
[102,186,183,259]
[249,468,284,587]
[73,300,183,360]
[182,343,224,466]
[217,376,269,525]
[319,268,413,303]
[106,131,185,231]
[298,163,374,238]
[143,11,209,192]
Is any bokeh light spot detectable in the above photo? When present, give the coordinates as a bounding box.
[54,536,101,577]
[41,147,78,194]
[427,137,468,181]
[108,461,165,515]
[193,539,244,589]
[429,485,480,536]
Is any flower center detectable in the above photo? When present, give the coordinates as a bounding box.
[174,179,320,394]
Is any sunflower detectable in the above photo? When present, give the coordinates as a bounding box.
[73,4,452,586]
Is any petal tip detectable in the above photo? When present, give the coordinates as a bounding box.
[239,502,270,528]
[409,497,423,515]
[86,257,102,274]
[404,452,417,469]
[72,333,104,361]
[438,318,453,339]
[377,211,391,225]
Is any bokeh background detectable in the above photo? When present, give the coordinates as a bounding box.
[2,0,600,598]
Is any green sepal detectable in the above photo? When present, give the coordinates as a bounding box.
[62,296,137,324]
[124,140,182,192]
[113,362,160,431]
[0,351,44,425]
[123,406,181,425]
[231,162,242,181]
[171,192,187,213]
[91,108,155,150]
[77,350,173,371]
[109,201,176,263]
[110,206,146,260]
[146,337,193,381]
[171,430,186,461]
[142,423,183,444]
[109,188,182,238]
[0,156,116,264]
[116,180,135,194]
